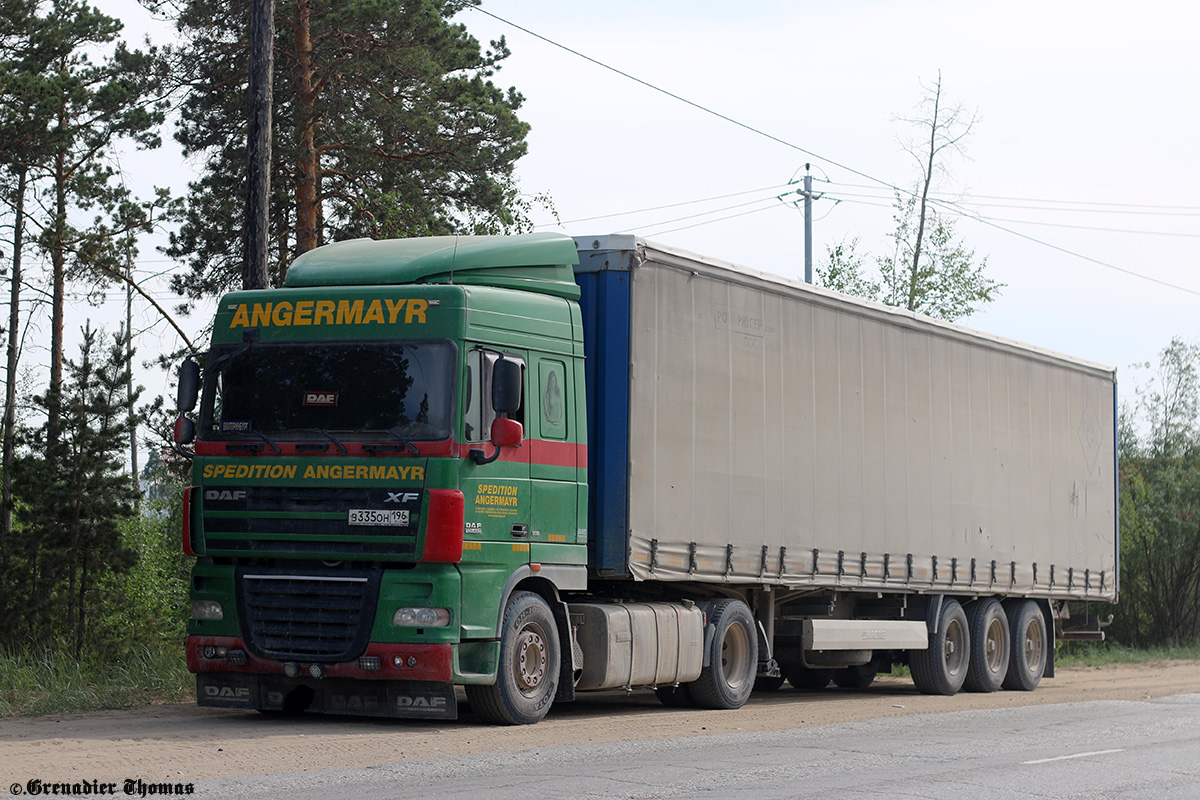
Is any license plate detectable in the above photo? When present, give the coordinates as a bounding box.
[348,509,409,527]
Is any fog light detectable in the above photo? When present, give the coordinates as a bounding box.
[407,656,417,668]
[307,663,326,679]
[202,645,228,659]
[192,600,223,621]
[358,656,381,672]
[283,662,300,678]
[226,650,247,666]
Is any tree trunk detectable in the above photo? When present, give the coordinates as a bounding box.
[49,102,68,438]
[1,165,26,556]
[125,253,139,514]
[907,75,941,311]
[244,0,275,290]
[293,0,319,256]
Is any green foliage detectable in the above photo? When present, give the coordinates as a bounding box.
[95,496,191,651]
[1110,337,1200,646]
[166,0,535,299]
[1055,641,1200,668]
[818,75,1002,322]
[5,326,142,653]
[817,193,1002,322]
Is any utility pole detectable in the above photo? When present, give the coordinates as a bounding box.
[794,164,822,283]
[803,164,813,283]
[244,0,275,290]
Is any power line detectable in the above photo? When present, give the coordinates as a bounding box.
[545,182,794,227]
[826,192,1200,237]
[824,181,1200,212]
[476,8,1199,297]
[471,7,892,191]
[637,202,785,238]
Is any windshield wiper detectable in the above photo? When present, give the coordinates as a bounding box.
[361,428,421,456]
[223,429,282,454]
[294,428,349,455]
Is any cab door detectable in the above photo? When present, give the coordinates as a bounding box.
[529,356,584,565]
[458,347,532,639]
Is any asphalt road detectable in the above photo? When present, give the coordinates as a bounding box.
[194,691,1200,800]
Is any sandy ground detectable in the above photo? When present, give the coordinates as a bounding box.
[1,661,1198,783]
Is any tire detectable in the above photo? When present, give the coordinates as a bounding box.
[655,683,697,708]
[963,598,1010,693]
[754,674,786,692]
[687,599,758,710]
[910,598,970,695]
[465,591,561,725]
[1002,599,1048,691]
[783,662,833,690]
[833,659,878,689]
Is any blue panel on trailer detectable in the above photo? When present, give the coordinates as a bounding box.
[575,245,634,578]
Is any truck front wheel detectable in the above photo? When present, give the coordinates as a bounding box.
[466,591,561,725]
[910,598,969,695]
[688,599,758,710]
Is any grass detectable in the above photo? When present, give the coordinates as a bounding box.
[0,639,193,718]
[1055,641,1200,668]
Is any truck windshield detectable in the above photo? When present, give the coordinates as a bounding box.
[199,340,455,441]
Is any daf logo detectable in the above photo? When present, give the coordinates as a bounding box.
[385,492,420,504]
[395,695,447,709]
[204,685,250,699]
[205,489,248,502]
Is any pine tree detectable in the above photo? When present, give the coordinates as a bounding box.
[9,0,170,438]
[10,326,141,652]
[166,0,532,300]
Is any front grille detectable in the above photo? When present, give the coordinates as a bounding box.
[237,568,380,661]
[204,486,422,558]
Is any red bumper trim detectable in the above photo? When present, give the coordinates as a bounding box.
[186,636,453,682]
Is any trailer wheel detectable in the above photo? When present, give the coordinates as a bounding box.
[910,598,969,695]
[1002,599,1047,691]
[655,683,697,708]
[963,598,1010,693]
[783,662,833,690]
[833,659,878,689]
[465,591,560,725]
[688,599,758,709]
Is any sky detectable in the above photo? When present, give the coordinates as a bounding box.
[59,0,1200,413]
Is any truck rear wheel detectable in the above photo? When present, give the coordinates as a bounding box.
[964,598,1010,693]
[1002,599,1047,691]
[910,598,969,695]
[688,599,757,710]
[466,591,561,725]
[754,674,786,692]
[833,659,878,689]
[783,662,833,690]
[655,683,697,708]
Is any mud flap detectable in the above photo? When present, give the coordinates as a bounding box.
[197,674,457,719]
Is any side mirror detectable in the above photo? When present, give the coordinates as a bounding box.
[174,414,196,445]
[470,417,523,466]
[177,357,200,413]
[491,357,522,415]
[490,417,523,449]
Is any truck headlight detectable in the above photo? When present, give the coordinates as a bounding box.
[392,607,451,627]
[192,600,224,621]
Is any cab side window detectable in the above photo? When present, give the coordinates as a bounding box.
[464,348,525,442]
[538,359,567,441]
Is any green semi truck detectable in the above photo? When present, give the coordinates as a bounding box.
[176,233,1117,724]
